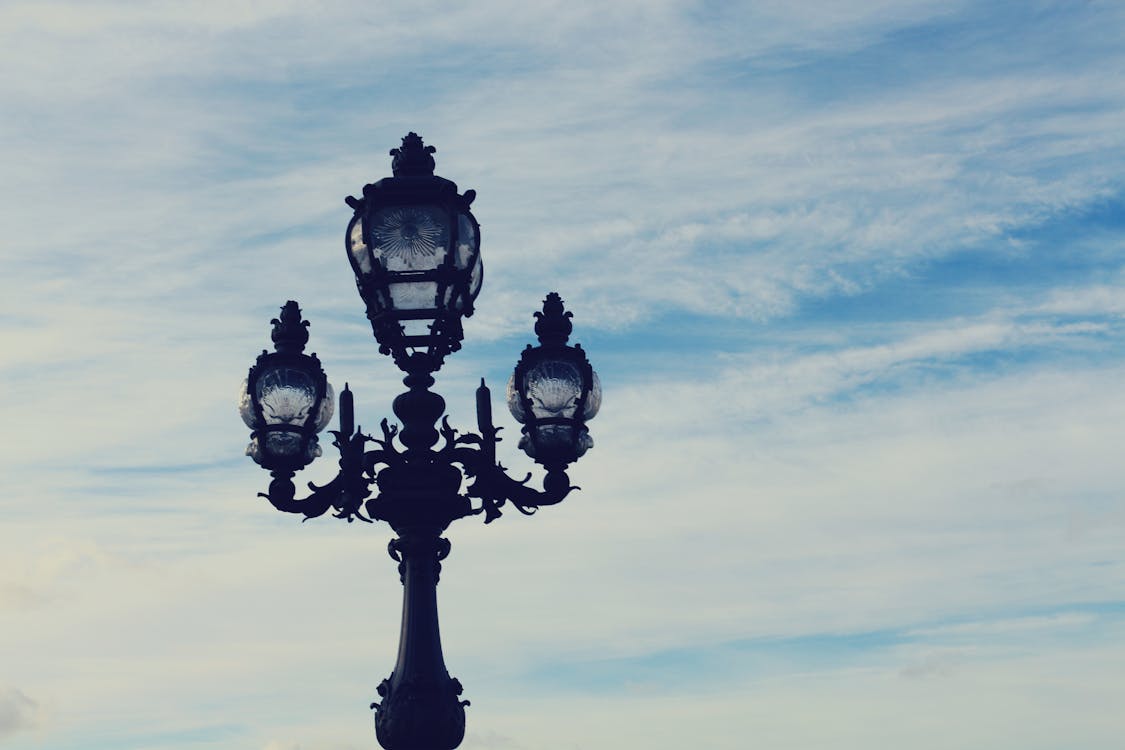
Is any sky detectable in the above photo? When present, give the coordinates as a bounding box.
[2,1,1125,748]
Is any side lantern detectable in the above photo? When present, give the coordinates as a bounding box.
[238,301,335,472]
[507,293,601,469]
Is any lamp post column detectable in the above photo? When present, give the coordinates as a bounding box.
[374,530,467,750]
[370,368,470,750]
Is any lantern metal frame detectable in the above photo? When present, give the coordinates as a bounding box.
[240,135,600,750]
[242,300,332,475]
[509,292,598,470]
[344,132,482,373]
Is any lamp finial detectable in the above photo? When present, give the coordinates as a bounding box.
[533,292,573,346]
[271,300,310,353]
[390,132,437,176]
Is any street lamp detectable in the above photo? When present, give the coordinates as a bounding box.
[238,133,600,750]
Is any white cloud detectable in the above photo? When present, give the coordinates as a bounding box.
[0,688,42,738]
[1039,277,1125,317]
[2,2,1125,748]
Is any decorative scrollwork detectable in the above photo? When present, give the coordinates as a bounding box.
[251,361,580,750]
[258,428,374,522]
[452,440,578,523]
[372,671,468,750]
[260,385,579,529]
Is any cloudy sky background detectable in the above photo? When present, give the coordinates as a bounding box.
[3,1,1125,748]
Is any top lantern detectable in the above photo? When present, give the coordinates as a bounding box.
[345,133,483,372]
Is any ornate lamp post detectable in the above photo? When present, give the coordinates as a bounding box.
[238,133,600,750]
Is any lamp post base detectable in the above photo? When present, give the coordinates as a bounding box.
[374,673,467,750]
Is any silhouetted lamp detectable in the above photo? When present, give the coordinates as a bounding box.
[238,133,600,750]
[345,132,483,370]
[507,292,601,469]
[238,300,335,472]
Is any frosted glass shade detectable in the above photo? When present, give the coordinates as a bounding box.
[238,367,334,466]
[371,206,449,271]
[507,358,599,463]
[507,363,600,423]
[345,196,482,365]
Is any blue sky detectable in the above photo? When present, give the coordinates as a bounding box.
[2,1,1125,748]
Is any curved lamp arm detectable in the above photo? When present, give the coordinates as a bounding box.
[256,379,583,526]
[259,428,373,522]
[448,379,578,523]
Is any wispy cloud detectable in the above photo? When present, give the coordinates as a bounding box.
[0,688,41,738]
[3,2,1125,749]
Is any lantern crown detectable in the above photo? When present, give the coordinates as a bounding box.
[390,132,437,177]
[271,300,310,353]
[534,292,574,346]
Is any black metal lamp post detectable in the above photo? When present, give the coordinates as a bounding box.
[238,133,600,750]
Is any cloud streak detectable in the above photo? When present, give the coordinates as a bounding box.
[0,688,41,738]
[2,2,1125,749]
